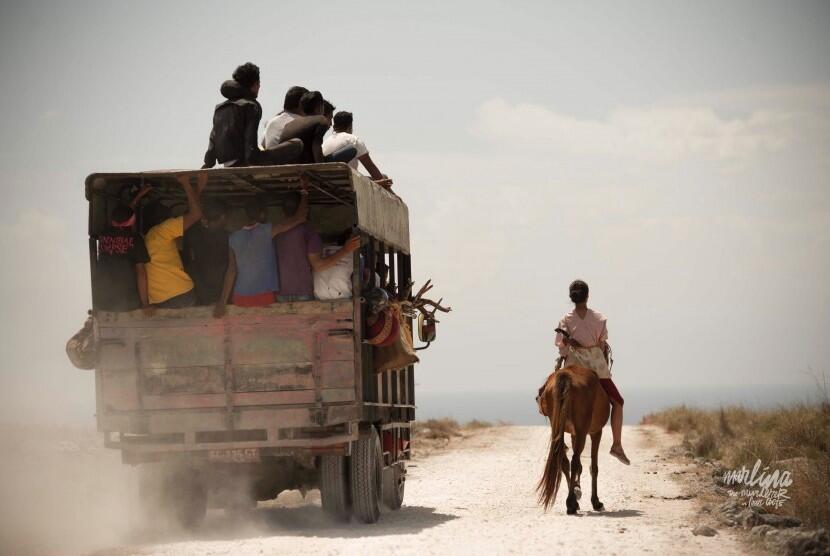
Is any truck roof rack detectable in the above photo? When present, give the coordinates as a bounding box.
[85,162,410,254]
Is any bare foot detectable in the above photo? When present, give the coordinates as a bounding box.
[610,445,631,465]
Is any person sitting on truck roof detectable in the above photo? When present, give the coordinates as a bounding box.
[93,204,151,313]
[262,85,308,149]
[277,91,329,164]
[144,173,206,309]
[202,62,303,169]
[277,92,357,165]
[183,200,229,305]
[323,111,393,189]
[214,193,309,317]
[274,191,361,302]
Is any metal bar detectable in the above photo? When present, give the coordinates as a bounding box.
[223,320,235,431]
[388,248,397,295]
[88,238,97,309]
[303,170,353,206]
[227,175,267,195]
[378,242,387,287]
[354,232,364,409]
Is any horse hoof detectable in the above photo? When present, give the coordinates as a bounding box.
[574,486,582,501]
[592,502,605,512]
[566,506,578,515]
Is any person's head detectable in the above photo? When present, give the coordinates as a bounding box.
[283,85,308,112]
[282,192,303,218]
[233,62,261,97]
[333,111,353,133]
[243,197,267,224]
[202,200,228,229]
[111,204,135,228]
[569,279,589,305]
[143,201,172,233]
[323,100,335,126]
[299,91,324,116]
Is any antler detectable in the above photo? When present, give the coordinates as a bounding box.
[395,278,452,321]
[414,296,452,315]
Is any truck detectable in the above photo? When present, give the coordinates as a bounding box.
[73,164,442,526]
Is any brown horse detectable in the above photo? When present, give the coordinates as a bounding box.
[536,365,610,514]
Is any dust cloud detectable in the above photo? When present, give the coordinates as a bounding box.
[0,422,138,555]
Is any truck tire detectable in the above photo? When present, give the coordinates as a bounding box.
[167,469,207,529]
[382,463,405,510]
[320,455,351,521]
[350,427,382,524]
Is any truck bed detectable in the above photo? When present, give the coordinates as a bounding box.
[93,301,360,461]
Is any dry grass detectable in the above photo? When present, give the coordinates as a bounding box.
[410,418,501,457]
[642,400,830,529]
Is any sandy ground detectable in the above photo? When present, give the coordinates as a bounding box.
[1,425,752,556]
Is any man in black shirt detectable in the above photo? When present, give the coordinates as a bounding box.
[202,62,303,168]
[183,200,230,304]
[93,204,151,312]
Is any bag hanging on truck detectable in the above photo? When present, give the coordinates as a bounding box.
[373,303,419,372]
[66,316,96,370]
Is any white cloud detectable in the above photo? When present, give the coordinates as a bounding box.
[472,98,797,162]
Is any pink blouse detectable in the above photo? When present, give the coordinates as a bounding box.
[555,308,608,357]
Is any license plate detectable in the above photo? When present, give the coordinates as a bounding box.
[207,448,261,463]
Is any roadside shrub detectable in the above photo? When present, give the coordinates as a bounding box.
[643,402,830,529]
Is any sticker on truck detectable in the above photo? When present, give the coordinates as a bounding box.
[207,448,261,463]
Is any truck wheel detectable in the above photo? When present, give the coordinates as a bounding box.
[320,455,351,521]
[350,427,382,524]
[167,469,207,529]
[382,463,405,510]
[137,464,164,527]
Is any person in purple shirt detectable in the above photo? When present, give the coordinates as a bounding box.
[214,194,308,317]
[274,187,361,302]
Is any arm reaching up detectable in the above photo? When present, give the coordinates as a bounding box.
[177,173,206,231]
[272,187,309,237]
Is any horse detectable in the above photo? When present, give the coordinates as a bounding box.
[536,365,610,514]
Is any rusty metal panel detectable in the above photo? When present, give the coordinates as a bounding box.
[230,325,312,366]
[233,391,317,406]
[140,334,224,367]
[320,360,354,388]
[233,363,314,392]
[320,388,356,403]
[143,393,226,410]
[321,333,354,361]
[353,173,410,254]
[100,368,140,411]
[143,366,225,395]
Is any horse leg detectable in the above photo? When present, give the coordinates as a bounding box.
[566,432,586,515]
[590,430,604,511]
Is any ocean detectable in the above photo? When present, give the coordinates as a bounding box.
[414,383,823,425]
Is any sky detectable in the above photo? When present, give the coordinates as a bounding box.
[0,0,828,424]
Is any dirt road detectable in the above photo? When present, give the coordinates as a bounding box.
[78,425,747,556]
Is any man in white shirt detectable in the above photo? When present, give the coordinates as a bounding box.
[262,85,307,149]
[322,111,393,189]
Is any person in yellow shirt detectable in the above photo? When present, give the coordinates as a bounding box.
[145,173,206,308]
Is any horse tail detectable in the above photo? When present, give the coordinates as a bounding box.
[537,371,571,510]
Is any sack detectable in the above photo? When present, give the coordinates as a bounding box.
[373,304,419,372]
[66,317,96,370]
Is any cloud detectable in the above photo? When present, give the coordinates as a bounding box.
[471,98,797,162]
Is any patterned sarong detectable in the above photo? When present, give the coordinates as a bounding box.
[565,346,611,379]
